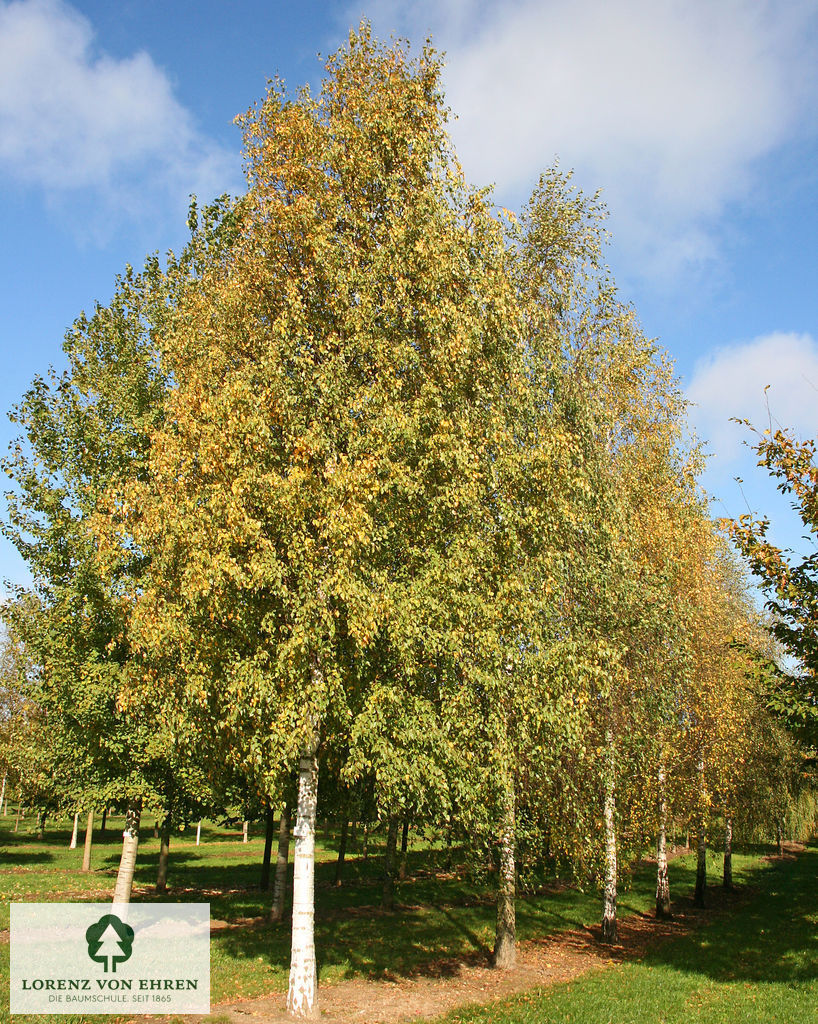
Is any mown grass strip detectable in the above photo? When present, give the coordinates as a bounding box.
[433,843,818,1024]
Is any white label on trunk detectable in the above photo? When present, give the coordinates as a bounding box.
[10,903,210,1014]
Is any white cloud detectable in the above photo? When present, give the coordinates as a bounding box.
[0,0,238,226]
[686,331,818,554]
[354,0,818,279]
[687,332,818,464]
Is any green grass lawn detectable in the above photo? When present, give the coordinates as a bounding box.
[432,844,818,1024]
[1,810,809,1024]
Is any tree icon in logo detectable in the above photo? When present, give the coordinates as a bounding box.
[85,914,134,973]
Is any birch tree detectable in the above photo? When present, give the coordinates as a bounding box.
[106,25,528,1016]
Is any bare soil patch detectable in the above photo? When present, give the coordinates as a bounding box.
[761,839,805,863]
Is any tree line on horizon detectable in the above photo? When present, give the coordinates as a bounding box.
[1,25,816,1020]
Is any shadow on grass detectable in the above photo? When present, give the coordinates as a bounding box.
[0,850,55,867]
[646,843,818,986]
[211,898,493,984]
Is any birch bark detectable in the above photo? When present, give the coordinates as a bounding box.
[694,755,706,908]
[493,777,516,969]
[601,731,618,943]
[69,812,80,850]
[113,800,142,907]
[286,740,319,1018]
[655,760,671,917]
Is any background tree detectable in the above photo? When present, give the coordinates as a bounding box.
[726,426,818,751]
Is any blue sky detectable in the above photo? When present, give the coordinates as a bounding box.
[1,0,817,594]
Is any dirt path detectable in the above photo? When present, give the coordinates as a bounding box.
[206,886,742,1024]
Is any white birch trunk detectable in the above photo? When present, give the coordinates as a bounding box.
[493,777,517,969]
[0,774,5,813]
[601,729,618,943]
[286,741,319,1018]
[113,801,141,907]
[69,812,79,850]
[196,820,202,846]
[694,754,706,908]
[243,819,249,843]
[655,759,671,917]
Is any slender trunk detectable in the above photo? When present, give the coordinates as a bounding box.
[493,775,517,969]
[69,812,80,850]
[601,784,618,941]
[153,818,160,839]
[101,807,107,835]
[601,731,618,943]
[36,808,46,840]
[82,810,94,872]
[271,805,290,922]
[723,816,733,890]
[399,817,409,880]
[0,774,5,813]
[777,818,784,856]
[14,800,21,832]
[196,820,202,846]
[381,816,399,910]
[694,755,707,908]
[113,799,141,906]
[261,806,275,890]
[286,740,319,1018]
[656,760,671,917]
[243,819,249,844]
[362,820,369,860]
[334,819,348,887]
[401,817,409,853]
[156,811,171,893]
[694,823,707,907]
